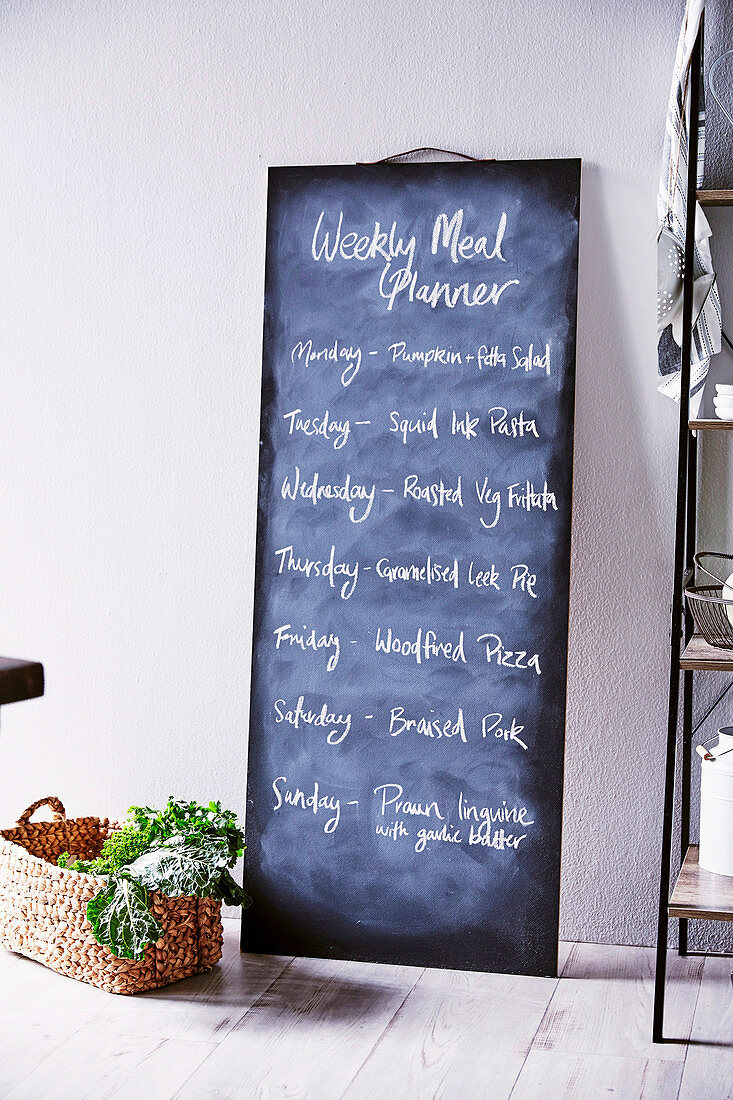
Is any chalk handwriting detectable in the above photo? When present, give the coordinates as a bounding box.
[274,543,359,599]
[375,626,466,665]
[272,624,341,672]
[476,632,542,674]
[488,407,539,439]
[376,556,459,589]
[291,339,362,387]
[310,209,518,314]
[274,696,352,746]
[431,209,507,264]
[389,706,467,742]
[404,474,463,508]
[282,408,352,450]
[272,776,347,834]
[374,784,445,820]
[481,712,528,751]
[281,466,376,524]
[389,408,438,444]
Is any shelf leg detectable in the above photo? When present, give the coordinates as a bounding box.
[679,669,693,957]
[654,661,682,1043]
[653,19,702,1044]
[679,431,697,958]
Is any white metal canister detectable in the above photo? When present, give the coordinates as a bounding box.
[699,726,733,877]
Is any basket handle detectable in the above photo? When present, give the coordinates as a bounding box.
[695,552,733,587]
[16,796,66,826]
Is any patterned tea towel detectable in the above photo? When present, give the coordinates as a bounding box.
[658,0,721,405]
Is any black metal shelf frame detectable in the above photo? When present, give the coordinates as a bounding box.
[653,12,733,1042]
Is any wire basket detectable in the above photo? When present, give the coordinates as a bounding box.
[685,552,733,648]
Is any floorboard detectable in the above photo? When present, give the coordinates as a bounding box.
[0,947,19,976]
[106,1037,218,1100]
[678,956,733,1100]
[0,923,730,1099]
[510,1050,684,1099]
[0,953,109,1093]
[174,955,422,1100]
[5,1030,215,1100]
[531,942,704,1063]
[86,948,292,1043]
[343,965,559,1099]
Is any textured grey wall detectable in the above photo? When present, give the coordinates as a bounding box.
[703,0,733,189]
[0,0,725,949]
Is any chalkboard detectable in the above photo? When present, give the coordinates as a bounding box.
[243,159,580,978]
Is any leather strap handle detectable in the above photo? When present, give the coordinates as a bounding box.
[16,796,66,826]
[360,146,493,165]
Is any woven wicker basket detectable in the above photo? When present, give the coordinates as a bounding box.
[0,796,224,995]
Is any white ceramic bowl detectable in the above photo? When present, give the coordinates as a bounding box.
[716,384,733,396]
[714,407,733,421]
[714,395,733,409]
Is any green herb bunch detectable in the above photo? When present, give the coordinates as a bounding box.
[58,798,250,961]
[58,825,149,875]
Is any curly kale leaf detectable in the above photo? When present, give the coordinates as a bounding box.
[124,834,230,898]
[86,876,163,961]
[126,799,245,863]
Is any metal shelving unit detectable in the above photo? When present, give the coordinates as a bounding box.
[653,17,733,1043]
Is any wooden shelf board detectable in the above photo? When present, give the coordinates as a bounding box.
[690,418,733,431]
[0,657,44,705]
[669,846,733,921]
[698,189,733,207]
[680,635,733,670]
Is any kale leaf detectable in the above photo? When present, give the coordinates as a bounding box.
[124,834,229,898]
[86,876,163,961]
[126,799,245,864]
[211,869,252,907]
[76,798,251,961]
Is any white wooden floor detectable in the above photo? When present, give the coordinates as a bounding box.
[0,919,730,1099]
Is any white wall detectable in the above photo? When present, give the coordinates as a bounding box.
[0,0,710,947]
